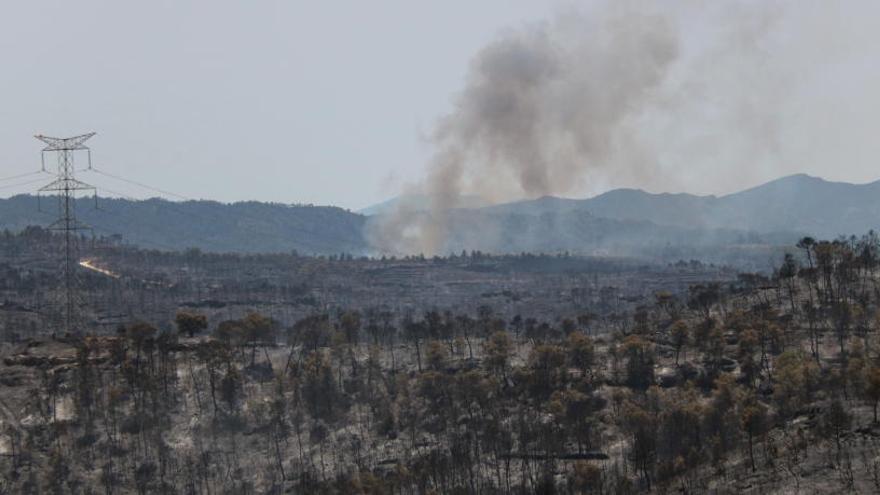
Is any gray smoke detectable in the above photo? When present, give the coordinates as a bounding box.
[368,5,678,254]
[366,1,872,255]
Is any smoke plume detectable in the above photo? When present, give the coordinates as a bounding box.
[367,4,678,254]
[366,1,877,255]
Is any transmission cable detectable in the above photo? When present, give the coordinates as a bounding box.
[0,170,44,183]
[0,177,52,192]
[86,168,191,201]
[83,169,362,250]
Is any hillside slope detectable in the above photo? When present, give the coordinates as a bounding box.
[0,195,367,254]
[3,174,878,256]
[484,174,880,239]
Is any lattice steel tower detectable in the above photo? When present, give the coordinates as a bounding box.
[36,133,97,334]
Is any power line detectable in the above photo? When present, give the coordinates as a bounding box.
[0,170,44,183]
[84,171,361,250]
[0,176,53,191]
[87,168,191,201]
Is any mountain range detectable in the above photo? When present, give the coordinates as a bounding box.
[1,174,877,257]
[475,173,880,240]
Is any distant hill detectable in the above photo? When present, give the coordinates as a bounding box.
[362,174,880,267]
[1,174,877,258]
[0,195,367,255]
[481,174,880,240]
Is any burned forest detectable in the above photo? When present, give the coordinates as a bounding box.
[3,229,880,493]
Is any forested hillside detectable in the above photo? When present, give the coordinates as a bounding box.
[3,174,880,260]
[0,195,367,255]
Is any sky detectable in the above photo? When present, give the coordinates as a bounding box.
[1,1,880,211]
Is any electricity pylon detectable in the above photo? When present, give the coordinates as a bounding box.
[36,133,97,334]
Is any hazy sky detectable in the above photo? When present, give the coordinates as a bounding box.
[2,1,880,210]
